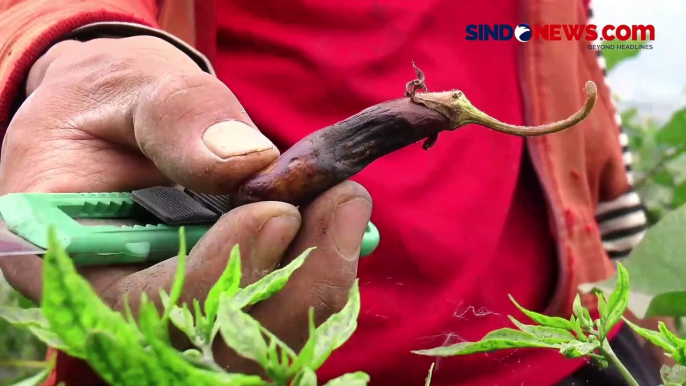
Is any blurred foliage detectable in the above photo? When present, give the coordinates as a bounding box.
[604,40,686,336]
[603,39,686,224]
[0,278,46,385]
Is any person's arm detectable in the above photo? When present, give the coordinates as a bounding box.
[0,0,161,126]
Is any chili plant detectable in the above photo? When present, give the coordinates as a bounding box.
[0,227,366,386]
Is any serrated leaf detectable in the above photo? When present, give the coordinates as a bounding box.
[292,368,317,386]
[659,321,684,347]
[603,263,630,336]
[0,306,49,328]
[311,280,361,370]
[509,295,574,331]
[559,340,600,358]
[205,244,242,324]
[413,328,559,357]
[425,363,435,386]
[508,316,576,344]
[217,297,269,366]
[323,372,371,386]
[162,228,188,323]
[233,248,314,308]
[41,227,139,357]
[661,364,686,385]
[85,330,169,386]
[623,318,676,353]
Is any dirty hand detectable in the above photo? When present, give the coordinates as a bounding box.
[0,36,372,368]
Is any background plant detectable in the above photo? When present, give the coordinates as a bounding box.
[0,228,366,386]
[605,42,686,224]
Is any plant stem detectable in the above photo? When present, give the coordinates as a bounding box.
[599,340,640,386]
[0,360,49,368]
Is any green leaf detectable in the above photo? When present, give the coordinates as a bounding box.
[323,372,371,386]
[8,360,54,386]
[85,330,169,386]
[603,263,630,336]
[602,38,646,72]
[194,299,211,340]
[589,204,686,319]
[661,364,686,386]
[217,296,269,366]
[162,228,188,323]
[264,337,290,384]
[205,244,242,324]
[673,182,686,208]
[572,295,592,329]
[657,108,686,148]
[412,328,559,357]
[27,326,69,353]
[653,170,676,187]
[182,349,203,361]
[508,316,576,344]
[508,295,575,331]
[596,291,607,319]
[233,248,314,308]
[425,363,435,386]
[0,307,49,328]
[558,340,600,358]
[40,227,140,357]
[138,293,168,345]
[311,280,361,370]
[659,321,684,347]
[292,308,318,373]
[569,315,587,342]
[622,317,676,354]
[169,303,196,341]
[292,368,317,386]
[644,292,686,322]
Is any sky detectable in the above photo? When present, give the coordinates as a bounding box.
[592,0,686,120]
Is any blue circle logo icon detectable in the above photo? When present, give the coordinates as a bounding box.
[515,24,532,42]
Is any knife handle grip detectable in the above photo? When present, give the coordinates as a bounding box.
[0,192,210,265]
[0,192,381,265]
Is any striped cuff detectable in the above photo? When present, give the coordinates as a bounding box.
[58,22,215,76]
[587,3,649,262]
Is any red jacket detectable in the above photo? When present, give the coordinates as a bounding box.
[0,1,646,385]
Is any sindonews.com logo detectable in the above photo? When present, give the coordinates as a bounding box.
[466,24,655,49]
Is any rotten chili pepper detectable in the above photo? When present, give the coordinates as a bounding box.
[233,64,597,207]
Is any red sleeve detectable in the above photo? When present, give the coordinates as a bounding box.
[0,0,160,126]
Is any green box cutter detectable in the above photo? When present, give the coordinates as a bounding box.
[0,190,380,266]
